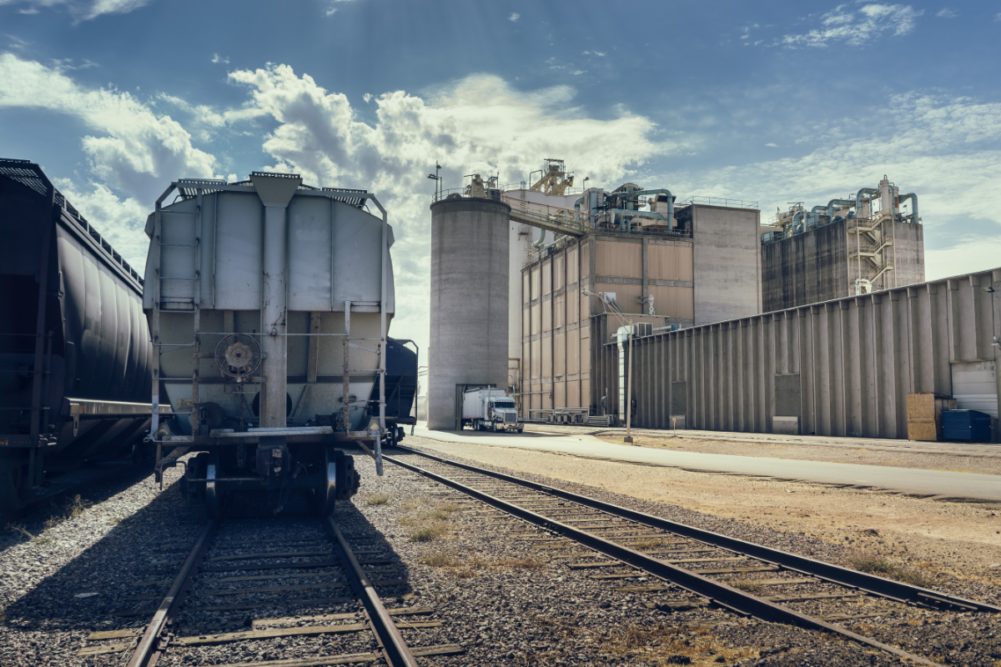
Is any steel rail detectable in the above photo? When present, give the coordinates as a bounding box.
[324,516,419,667]
[396,446,1000,613]
[127,519,218,667]
[386,451,950,666]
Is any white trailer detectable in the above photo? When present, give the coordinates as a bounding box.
[461,388,522,432]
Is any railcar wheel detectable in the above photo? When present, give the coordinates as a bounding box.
[205,453,221,519]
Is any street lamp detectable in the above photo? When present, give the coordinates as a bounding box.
[427,162,443,199]
[582,289,636,444]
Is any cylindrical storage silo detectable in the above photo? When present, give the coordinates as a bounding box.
[428,196,511,429]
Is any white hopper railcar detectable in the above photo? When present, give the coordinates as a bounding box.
[142,172,395,517]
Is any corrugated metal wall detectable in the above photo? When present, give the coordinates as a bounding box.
[596,268,1001,440]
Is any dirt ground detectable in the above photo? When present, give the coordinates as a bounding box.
[409,437,1001,589]
[597,432,1001,475]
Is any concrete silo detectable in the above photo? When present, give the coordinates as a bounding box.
[428,190,511,429]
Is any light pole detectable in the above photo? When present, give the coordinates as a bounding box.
[427,163,442,199]
[582,289,636,444]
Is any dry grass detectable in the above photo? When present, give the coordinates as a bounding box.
[630,538,666,550]
[41,494,93,531]
[421,551,460,567]
[524,617,760,666]
[420,551,544,578]
[7,523,52,544]
[365,494,390,506]
[850,555,937,588]
[729,578,763,594]
[408,522,449,543]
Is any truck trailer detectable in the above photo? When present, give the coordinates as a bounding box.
[461,388,522,432]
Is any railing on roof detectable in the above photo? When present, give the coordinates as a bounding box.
[682,196,759,209]
[0,158,145,287]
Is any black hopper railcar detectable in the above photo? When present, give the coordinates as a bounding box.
[0,158,156,519]
[369,338,418,446]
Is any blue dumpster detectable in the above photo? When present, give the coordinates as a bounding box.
[941,410,992,442]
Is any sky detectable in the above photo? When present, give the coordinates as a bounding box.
[2,0,1001,358]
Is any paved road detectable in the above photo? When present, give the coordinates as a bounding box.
[410,425,1001,502]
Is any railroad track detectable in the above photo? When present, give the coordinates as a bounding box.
[387,446,1001,667]
[77,509,463,666]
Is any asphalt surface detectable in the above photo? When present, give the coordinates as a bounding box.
[411,425,1001,502]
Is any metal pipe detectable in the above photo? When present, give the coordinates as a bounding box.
[532,228,547,249]
[856,187,879,218]
[827,198,855,220]
[897,193,918,224]
[611,188,674,230]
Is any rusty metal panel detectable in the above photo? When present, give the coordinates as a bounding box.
[554,380,566,408]
[542,258,552,296]
[542,296,552,332]
[596,239,642,279]
[555,331,566,377]
[523,271,530,305]
[542,381,553,409]
[648,243,694,281]
[530,338,541,379]
[650,285,694,320]
[554,251,565,291]
[596,282,642,314]
[580,331,591,373]
[523,303,531,338]
[554,293,565,329]
[581,378,591,409]
[531,302,541,335]
[531,265,540,300]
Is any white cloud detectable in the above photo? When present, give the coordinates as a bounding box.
[363,92,372,103]
[325,0,357,16]
[572,70,584,76]
[211,53,229,65]
[780,3,922,48]
[53,178,151,268]
[224,64,669,354]
[935,8,956,18]
[509,12,519,22]
[765,142,779,147]
[995,12,1001,21]
[0,54,216,203]
[0,0,151,21]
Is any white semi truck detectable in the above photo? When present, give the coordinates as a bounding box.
[461,388,523,432]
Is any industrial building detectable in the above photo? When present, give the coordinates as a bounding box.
[425,161,943,440]
[506,162,762,419]
[596,267,1000,442]
[761,176,925,312]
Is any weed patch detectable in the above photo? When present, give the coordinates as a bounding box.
[408,522,449,542]
[850,556,937,588]
[730,578,763,593]
[365,494,390,506]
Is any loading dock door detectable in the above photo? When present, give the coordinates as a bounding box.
[951,361,998,418]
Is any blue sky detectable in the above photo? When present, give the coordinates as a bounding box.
[2,0,1001,354]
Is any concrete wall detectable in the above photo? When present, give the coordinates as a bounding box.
[690,205,762,325]
[428,197,511,429]
[762,220,925,313]
[595,267,1001,441]
[894,222,926,289]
